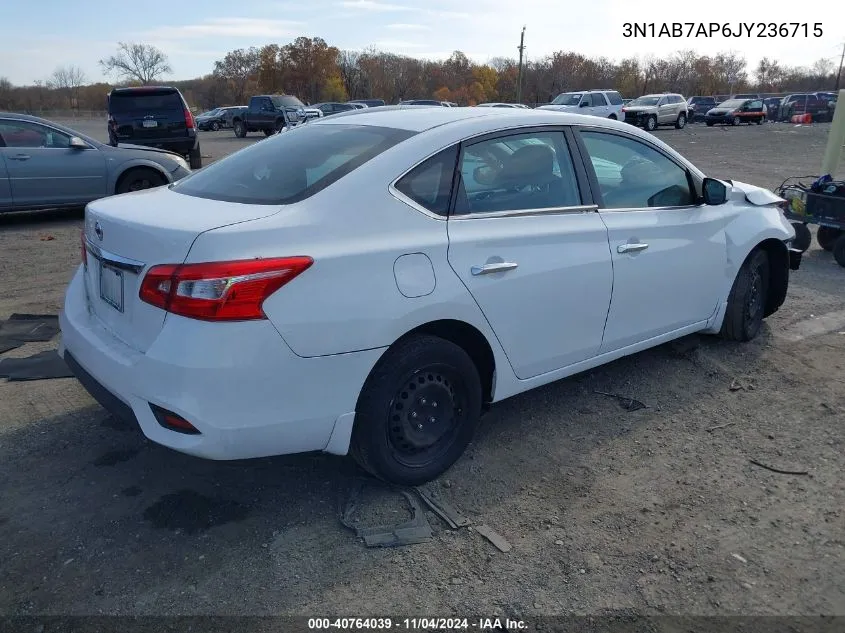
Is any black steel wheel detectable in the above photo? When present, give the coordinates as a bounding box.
[721,249,770,342]
[817,226,843,252]
[351,334,482,485]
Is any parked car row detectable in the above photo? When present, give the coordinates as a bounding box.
[686,92,837,123]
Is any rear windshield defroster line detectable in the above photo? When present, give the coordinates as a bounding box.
[172,124,417,205]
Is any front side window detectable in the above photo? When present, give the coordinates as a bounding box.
[0,121,71,148]
[579,131,695,209]
[580,94,594,107]
[394,145,458,216]
[173,123,416,205]
[454,131,581,214]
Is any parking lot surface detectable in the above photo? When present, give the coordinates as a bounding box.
[1,119,844,617]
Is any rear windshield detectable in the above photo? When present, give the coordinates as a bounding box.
[172,123,416,205]
[271,95,304,109]
[109,90,183,113]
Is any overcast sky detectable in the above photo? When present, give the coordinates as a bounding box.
[0,0,841,85]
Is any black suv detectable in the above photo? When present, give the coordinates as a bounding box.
[107,86,202,168]
[686,96,716,122]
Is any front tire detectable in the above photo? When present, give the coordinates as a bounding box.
[720,249,770,342]
[233,120,247,138]
[675,113,686,129]
[816,226,843,251]
[350,334,482,486]
[116,168,166,194]
[210,121,220,131]
[833,235,845,268]
[644,115,657,131]
[791,222,812,252]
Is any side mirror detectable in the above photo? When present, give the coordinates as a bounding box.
[579,101,589,108]
[702,177,728,205]
[69,136,88,150]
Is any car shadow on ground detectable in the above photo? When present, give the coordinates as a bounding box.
[0,207,84,227]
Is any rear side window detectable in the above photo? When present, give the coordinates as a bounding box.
[109,90,183,113]
[394,146,459,216]
[173,123,416,205]
[606,91,623,105]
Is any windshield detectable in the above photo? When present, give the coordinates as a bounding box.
[551,93,582,106]
[200,109,220,117]
[719,100,745,108]
[629,96,660,107]
[172,123,416,205]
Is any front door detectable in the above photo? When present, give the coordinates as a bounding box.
[0,119,107,208]
[576,128,730,352]
[446,128,614,379]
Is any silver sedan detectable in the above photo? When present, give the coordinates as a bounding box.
[0,113,191,213]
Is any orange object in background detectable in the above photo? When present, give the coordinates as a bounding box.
[791,113,813,124]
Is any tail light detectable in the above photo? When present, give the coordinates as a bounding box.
[139,257,313,321]
[81,229,88,267]
[184,108,195,130]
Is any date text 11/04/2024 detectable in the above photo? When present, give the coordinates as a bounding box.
[622,22,823,38]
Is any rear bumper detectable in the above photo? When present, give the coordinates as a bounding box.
[59,266,383,460]
[113,134,198,155]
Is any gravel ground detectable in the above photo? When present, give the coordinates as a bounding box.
[1,118,844,620]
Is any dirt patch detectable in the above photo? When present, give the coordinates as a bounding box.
[0,120,843,617]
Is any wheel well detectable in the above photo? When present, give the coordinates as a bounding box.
[756,238,789,317]
[399,320,496,405]
[608,114,617,120]
[114,166,167,194]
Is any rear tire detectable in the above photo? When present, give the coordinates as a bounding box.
[188,146,202,169]
[732,115,741,126]
[757,116,765,125]
[675,113,686,129]
[706,121,714,127]
[720,249,770,342]
[608,114,617,120]
[816,226,843,251]
[833,235,845,268]
[233,120,247,138]
[116,168,166,194]
[791,222,812,252]
[263,129,274,137]
[350,334,482,486]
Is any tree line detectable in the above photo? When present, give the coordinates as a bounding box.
[0,38,839,113]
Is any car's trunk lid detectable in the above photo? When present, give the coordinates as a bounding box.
[109,89,187,141]
[82,186,281,352]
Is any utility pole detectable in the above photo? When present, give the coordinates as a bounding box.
[516,27,526,104]
[835,41,845,92]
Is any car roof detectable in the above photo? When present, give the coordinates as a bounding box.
[314,105,641,133]
[110,86,177,93]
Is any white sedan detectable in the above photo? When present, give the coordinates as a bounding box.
[59,107,801,485]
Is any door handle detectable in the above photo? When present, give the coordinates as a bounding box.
[8,154,31,161]
[617,242,649,254]
[471,262,519,275]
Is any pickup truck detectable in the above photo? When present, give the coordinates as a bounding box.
[232,95,307,137]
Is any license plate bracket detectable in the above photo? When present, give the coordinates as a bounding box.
[99,263,124,312]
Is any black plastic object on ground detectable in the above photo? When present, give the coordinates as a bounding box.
[0,313,60,353]
[0,350,74,381]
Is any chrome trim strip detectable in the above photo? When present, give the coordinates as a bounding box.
[597,203,703,213]
[84,237,145,274]
[388,183,447,220]
[451,205,598,220]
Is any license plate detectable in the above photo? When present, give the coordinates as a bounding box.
[99,264,124,312]
[142,120,158,128]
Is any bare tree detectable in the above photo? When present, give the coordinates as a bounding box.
[0,77,13,110]
[337,50,362,99]
[48,65,87,109]
[213,47,260,103]
[100,42,171,85]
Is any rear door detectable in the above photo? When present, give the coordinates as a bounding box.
[591,92,610,117]
[109,88,186,143]
[0,119,107,208]
[445,127,614,379]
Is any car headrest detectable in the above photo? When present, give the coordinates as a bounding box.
[495,144,557,187]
